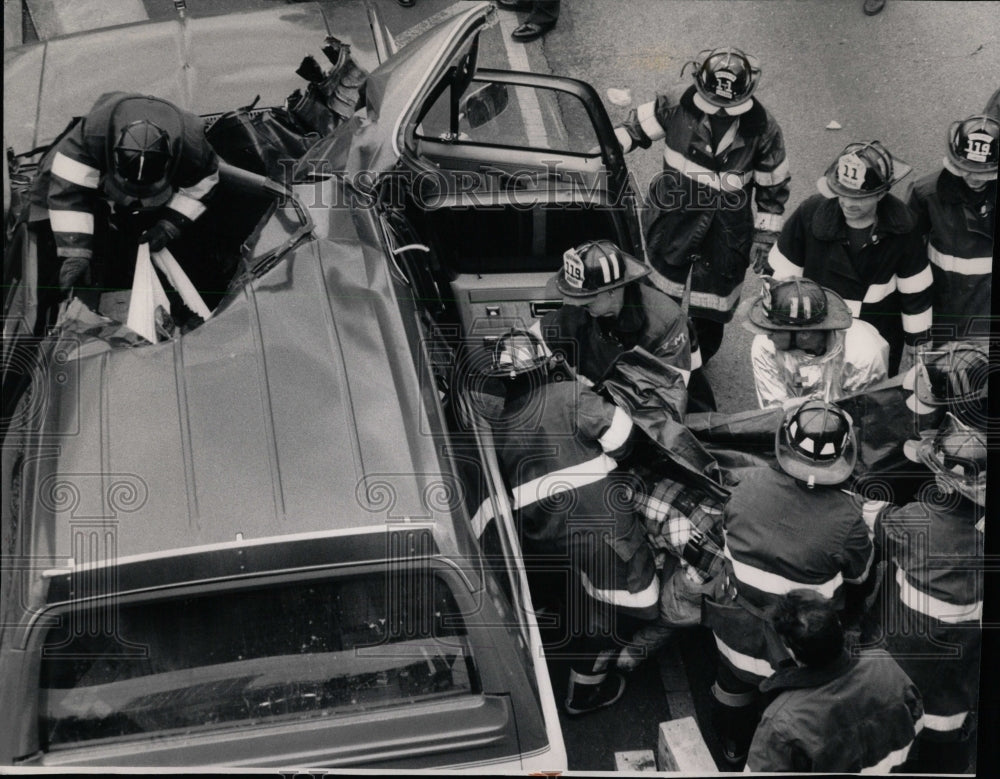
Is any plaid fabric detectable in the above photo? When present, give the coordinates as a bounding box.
[634,478,726,584]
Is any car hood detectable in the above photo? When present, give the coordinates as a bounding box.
[3,1,379,152]
[13,231,468,568]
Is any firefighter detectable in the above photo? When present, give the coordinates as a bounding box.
[747,590,924,772]
[907,115,997,344]
[614,47,790,365]
[28,91,219,296]
[866,412,986,773]
[702,400,873,767]
[744,276,889,408]
[530,239,702,412]
[486,329,659,715]
[766,140,933,376]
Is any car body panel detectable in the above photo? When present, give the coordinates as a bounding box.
[2,2,380,153]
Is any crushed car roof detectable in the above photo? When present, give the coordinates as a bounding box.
[19,230,465,568]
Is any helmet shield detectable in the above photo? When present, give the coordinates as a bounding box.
[775,400,857,485]
[548,240,650,299]
[945,115,999,178]
[817,141,912,199]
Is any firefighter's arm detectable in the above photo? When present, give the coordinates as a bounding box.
[615,92,674,153]
[841,515,875,586]
[47,124,102,269]
[578,388,635,461]
[746,713,802,773]
[163,116,221,226]
[897,235,934,348]
[763,201,808,278]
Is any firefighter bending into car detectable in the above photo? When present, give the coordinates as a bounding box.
[613,47,791,368]
[27,91,219,309]
[478,329,659,715]
[529,239,702,413]
[701,400,873,768]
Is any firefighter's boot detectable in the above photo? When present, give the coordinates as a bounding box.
[564,669,626,715]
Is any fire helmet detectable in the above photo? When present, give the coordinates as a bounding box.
[105,97,182,209]
[746,277,853,332]
[692,47,761,108]
[549,240,650,298]
[907,413,986,507]
[818,141,912,199]
[775,400,857,486]
[945,114,999,179]
[490,329,551,380]
[902,341,989,426]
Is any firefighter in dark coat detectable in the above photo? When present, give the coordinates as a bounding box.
[767,141,933,376]
[28,91,219,295]
[866,411,986,774]
[702,400,873,767]
[530,240,701,412]
[747,590,924,773]
[614,48,791,364]
[484,330,659,715]
[907,115,997,344]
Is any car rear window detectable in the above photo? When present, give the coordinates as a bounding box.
[38,570,477,748]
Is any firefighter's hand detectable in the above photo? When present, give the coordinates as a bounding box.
[749,230,779,275]
[140,219,182,252]
[58,256,91,292]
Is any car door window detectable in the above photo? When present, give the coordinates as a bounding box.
[417,79,600,155]
[38,570,477,748]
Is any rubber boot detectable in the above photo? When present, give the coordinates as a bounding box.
[710,682,758,768]
[564,669,626,715]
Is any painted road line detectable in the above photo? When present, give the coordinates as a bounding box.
[615,749,657,772]
[25,0,146,39]
[659,640,697,719]
[497,8,548,148]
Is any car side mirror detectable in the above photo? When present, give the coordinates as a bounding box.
[461,82,509,129]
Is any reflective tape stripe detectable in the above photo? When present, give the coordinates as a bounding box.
[598,406,633,452]
[688,284,743,313]
[922,710,968,733]
[897,265,933,294]
[179,169,219,200]
[754,211,783,232]
[896,566,982,623]
[637,100,664,142]
[862,500,890,533]
[690,346,703,370]
[469,499,495,538]
[713,634,775,678]
[902,307,933,334]
[51,152,100,188]
[861,740,914,773]
[753,160,790,188]
[615,126,634,153]
[580,569,659,609]
[511,454,617,510]
[767,246,802,278]
[167,192,206,221]
[928,244,993,276]
[862,276,896,303]
[725,545,843,598]
[711,682,756,708]
[49,209,94,234]
[663,146,752,192]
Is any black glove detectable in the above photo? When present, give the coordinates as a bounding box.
[58,256,91,292]
[140,218,182,252]
[749,229,780,275]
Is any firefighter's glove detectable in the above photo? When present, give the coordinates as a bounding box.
[750,230,780,275]
[140,218,182,252]
[58,256,91,292]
